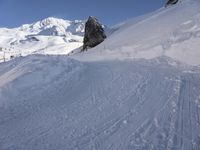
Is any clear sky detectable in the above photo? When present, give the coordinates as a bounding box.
[0,0,165,28]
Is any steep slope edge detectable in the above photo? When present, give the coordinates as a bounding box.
[73,0,200,65]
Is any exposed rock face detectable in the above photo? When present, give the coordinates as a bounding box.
[166,0,179,6]
[83,16,106,51]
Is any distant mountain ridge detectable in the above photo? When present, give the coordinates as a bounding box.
[0,17,114,62]
[0,17,87,62]
[18,17,85,36]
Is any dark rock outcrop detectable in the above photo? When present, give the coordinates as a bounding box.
[82,16,106,51]
[166,0,179,6]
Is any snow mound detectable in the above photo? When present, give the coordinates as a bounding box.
[73,0,200,65]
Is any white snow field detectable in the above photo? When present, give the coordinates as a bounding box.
[1,56,200,150]
[1,0,200,150]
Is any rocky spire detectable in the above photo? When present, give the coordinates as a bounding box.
[82,16,106,51]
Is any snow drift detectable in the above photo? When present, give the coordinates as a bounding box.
[74,0,200,66]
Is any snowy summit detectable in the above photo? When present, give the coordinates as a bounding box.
[0,17,85,61]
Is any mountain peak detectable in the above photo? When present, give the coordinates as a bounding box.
[39,17,71,27]
[17,17,85,36]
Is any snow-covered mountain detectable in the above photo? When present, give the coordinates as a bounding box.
[19,17,85,36]
[1,0,200,150]
[0,17,85,62]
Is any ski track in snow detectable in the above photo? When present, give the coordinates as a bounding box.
[0,56,200,150]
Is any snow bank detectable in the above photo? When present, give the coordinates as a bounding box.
[73,0,200,66]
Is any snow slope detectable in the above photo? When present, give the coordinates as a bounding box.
[0,55,200,150]
[73,0,200,66]
[0,17,85,62]
[1,0,200,150]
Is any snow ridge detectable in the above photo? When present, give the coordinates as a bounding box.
[73,0,200,66]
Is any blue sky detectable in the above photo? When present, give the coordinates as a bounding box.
[0,0,164,28]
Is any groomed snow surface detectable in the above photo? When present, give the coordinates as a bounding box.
[0,55,200,150]
[1,0,200,150]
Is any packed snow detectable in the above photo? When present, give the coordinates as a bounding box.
[0,55,200,150]
[0,0,200,150]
